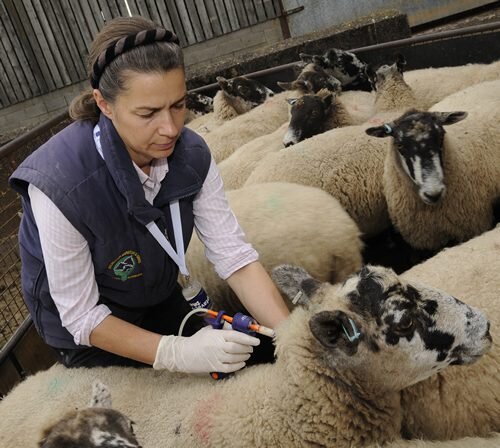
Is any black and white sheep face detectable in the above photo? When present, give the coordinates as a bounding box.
[278,66,341,94]
[216,76,274,107]
[39,381,142,447]
[300,49,372,91]
[283,93,334,147]
[272,264,491,394]
[365,110,468,205]
[185,92,214,117]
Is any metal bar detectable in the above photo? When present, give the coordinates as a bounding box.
[0,109,69,159]
[189,20,500,94]
[0,317,31,367]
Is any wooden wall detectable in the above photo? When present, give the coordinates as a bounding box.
[0,0,281,108]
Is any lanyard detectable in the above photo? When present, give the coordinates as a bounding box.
[93,125,190,277]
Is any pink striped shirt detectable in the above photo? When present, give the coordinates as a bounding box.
[28,153,257,346]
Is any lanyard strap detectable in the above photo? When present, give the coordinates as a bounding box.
[93,125,190,277]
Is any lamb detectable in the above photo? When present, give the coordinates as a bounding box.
[245,123,390,238]
[186,76,274,133]
[365,80,500,250]
[203,89,298,162]
[184,182,363,314]
[404,59,500,110]
[38,380,141,447]
[300,47,373,91]
[399,225,500,441]
[0,264,490,448]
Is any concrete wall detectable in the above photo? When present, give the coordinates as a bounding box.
[282,0,497,36]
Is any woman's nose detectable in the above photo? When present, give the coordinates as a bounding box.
[158,112,178,136]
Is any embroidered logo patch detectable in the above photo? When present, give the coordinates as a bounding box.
[108,251,143,281]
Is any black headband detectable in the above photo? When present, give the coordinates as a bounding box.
[90,28,180,89]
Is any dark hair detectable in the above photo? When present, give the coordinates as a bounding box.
[69,16,184,123]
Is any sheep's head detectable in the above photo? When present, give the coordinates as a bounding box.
[216,75,274,107]
[39,381,141,448]
[370,54,407,91]
[185,92,213,116]
[365,110,467,205]
[283,91,335,147]
[272,264,491,395]
[278,65,341,94]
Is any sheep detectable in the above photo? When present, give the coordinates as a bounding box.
[184,92,213,124]
[203,89,299,163]
[365,80,500,250]
[277,63,342,94]
[37,380,141,447]
[399,225,500,441]
[0,264,491,448]
[382,434,500,447]
[404,59,500,110]
[300,47,373,91]
[185,182,363,315]
[186,76,275,135]
[245,123,391,238]
[218,122,289,190]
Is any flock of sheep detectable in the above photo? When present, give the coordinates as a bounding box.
[0,47,499,447]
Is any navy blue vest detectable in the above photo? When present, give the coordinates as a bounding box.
[9,115,211,348]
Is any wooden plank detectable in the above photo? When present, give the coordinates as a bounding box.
[3,0,48,93]
[0,60,15,106]
[13,1,55,91]
[272,0,281,16]
[96,0,114,22]
[231,0,249,28]
[173,0,197,45]
[159,1,187,47]
[222,0,240,31]
[0,26,25,102]
[252,0,267,22]
[183,0,205,42]
[243,0,258,25]
[136,0,162,25]
[0,5,35,98]
[126,0,142,16]
[116,0,131,16]
[79,0,103,38]
[192,0,213,39]
[105,0,123,19]
[84,0,106,32]
[66,1,94,52]
[262,0,277,18]
[32,0,73,85]
[58,0,91,68]
[213,0,231,34]
[203,0,223,36]
[48,0,87,79]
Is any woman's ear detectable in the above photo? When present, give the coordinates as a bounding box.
[93,89,113,119]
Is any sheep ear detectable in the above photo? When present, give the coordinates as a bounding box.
[395,53,406,72]
[322,92,334,109]
[216,76,228,89]
[365,123,393,138]
[277,81,293,91]
[90,380,112,408]
[312,55,324,66]
[271,264,321,307]
[310,310,361,350]
[433,111,468,126]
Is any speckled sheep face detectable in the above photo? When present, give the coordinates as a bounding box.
[185,92,213,116]
[272,264,491,394]
[216,76,274,106]
[365,110,468,205]
[283,93,333,147]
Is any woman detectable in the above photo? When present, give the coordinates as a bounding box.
[9,16,289,373]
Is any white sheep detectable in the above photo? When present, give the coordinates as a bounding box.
[245,123,390,238]
[185,182,363,314]
[404,59,500,110]
[203,90,298,163]
[0,264,490,447]
[382,434,500,447]
[365,80,500,250]
[399,225,500,441]
[219,122,289,190]
[37,380,141,447]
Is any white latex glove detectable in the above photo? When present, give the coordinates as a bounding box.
[153,326,260,373]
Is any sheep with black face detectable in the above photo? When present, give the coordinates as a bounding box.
[366,80,500,250]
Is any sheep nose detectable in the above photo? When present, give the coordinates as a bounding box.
[423,191,442,203]
[284,141,294,148]
[485,322,492,342]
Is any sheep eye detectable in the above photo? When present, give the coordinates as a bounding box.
[395,317,414,334]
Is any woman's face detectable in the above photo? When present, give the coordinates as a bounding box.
[95,68,187,168]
